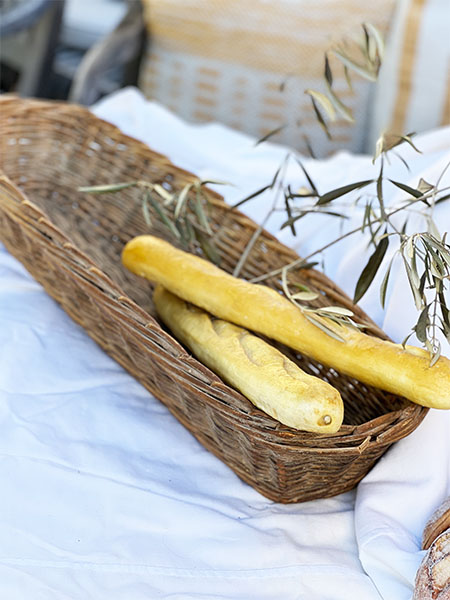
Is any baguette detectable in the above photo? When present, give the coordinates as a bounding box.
[122,235,450,409]
[153,285,344,433]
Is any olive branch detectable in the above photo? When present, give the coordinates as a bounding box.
[79,24,450,362]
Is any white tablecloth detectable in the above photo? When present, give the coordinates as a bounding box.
[0,88,449,599]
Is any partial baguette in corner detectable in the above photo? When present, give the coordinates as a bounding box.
[153,285,344,433]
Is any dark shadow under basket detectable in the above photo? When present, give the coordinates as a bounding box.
[0,97,428,503]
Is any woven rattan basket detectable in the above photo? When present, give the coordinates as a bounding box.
[0,97,428,503]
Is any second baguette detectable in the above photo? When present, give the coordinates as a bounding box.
[153,285,343,433]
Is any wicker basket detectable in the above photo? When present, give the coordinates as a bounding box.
[0,97,428,503]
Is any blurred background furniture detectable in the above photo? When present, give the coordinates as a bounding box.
[67,0,145,106]
[0,0,134,99]
[0,0,65,97]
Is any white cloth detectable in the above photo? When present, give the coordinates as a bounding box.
[0,87,449,599]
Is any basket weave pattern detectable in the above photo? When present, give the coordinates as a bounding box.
[0,97,427,502]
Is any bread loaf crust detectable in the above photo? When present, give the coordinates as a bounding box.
[122,235,450,409]
[153,285,343,433]
[414,531,450,600]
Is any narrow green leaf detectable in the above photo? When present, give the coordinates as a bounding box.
[400,134,422,154]
[147,193,181,239]
[142,192,152,226]
[353,234,389,303]
[318,305,354,317]
[392,151,411,172]
[194,228,221,265]
[402,255,423,309]
[332,49,377,81]
[193,194,213,235]
[255,125,286,146]
[78,181,139,194]
[174,184,192,219]
[439,291,450,329]
[325,81,354,122]
[418,270,428,297]
[284,193,296,236]
[324,53,333,87]
[389,179,424,199]
[309,96,332,140]
[376,161,385,217]
[379,254,395,309]
[406,234,415,258]
[199,179,230,187]
[344,65,353,91]
[302,134,317,158]
[294,260,319,271]
[232,184,272,209]
[436,192,450,205]
[430,345,441,367]
[304,313,345,342]
[280,212,306,230]
[295,159,318,194]
[364,22,385,60]
[317,179,373,205]
[417,178,434,194]
[362,201,372,233]
[270,163,284,188]
[414,305,430,343]
[153,183,175,204]
[291,290,320,301]
[362,23,371,59]
[305,89,336,121]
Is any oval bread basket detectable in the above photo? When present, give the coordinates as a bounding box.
[0,97,428,503]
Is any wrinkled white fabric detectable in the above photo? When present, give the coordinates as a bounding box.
[0,87,448,599]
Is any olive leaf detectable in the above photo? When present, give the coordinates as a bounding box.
[417,178,434,194]
[146,192,181,240]
[295,159,319,195]
[174,183,193,219]
[78,181,139,194]
[414,305,430,343]
[324,53,333,87]
[317,179,373,206]
[389,179,423,199]
[309,96,332,139]
[291,290,320,301]
[305,89,336,121]
[344,65,353,91]
[326,86,354,122]
[332,49,378,81]
[379,254,396,309]
[141,192,152,226]
[231,184,273,209]
[363,22,385,60]
[354,233,389,303]
[303,312,346,342]
[317,306,354,317]
[255,125,287,146]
